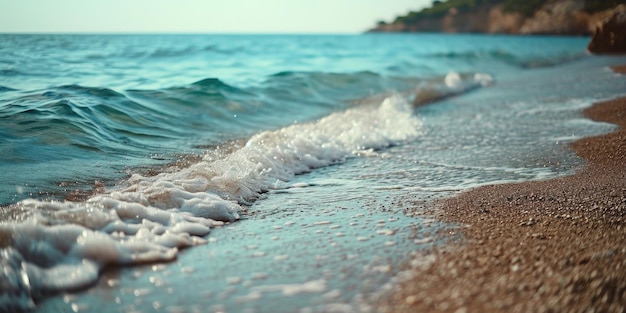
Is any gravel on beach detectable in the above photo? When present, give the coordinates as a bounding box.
[377,66,626,313]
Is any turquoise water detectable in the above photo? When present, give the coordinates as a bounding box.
[1,34,625,312]
[0,34,603,204]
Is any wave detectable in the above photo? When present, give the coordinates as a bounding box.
[516,53,588,69]
[0,69,493,206]
[0,69,23,76]
[427,49,588,69]
[0,85,183,156]
[0,71,493,154]
[128,77,251,107]
[0,95,421,311]
[126,78,273,139]
[0,79,265,161]
[412,71,494,106]
[259,70,493,108]
[84,42,237,61]
[263,70,389,102]
[429,49,519,63]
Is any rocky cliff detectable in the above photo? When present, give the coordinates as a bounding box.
[588,8,626,53]
[370,0,625,36]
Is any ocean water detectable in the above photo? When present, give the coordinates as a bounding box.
[1,34,625,312]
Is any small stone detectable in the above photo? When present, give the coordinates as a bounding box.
[531,233,546,240]
[405,295,417,305]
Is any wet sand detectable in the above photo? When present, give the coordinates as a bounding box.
[377,66,626,313]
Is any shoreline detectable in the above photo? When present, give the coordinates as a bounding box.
[377,66,626,312]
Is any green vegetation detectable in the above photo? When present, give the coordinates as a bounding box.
[389,0,626,26]
[394,0,497,24]
[501,0,548,17]
[584,0,626,13]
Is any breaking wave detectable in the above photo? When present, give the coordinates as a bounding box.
[0,94,422,311]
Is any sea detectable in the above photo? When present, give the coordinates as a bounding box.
[1,33,625,313]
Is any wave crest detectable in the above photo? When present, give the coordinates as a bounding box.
[0,94,422,310]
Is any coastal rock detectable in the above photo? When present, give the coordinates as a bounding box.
[368,0,626,36]
[519,0,588,35]
[486,5,524,34]
[588,6,626,54]
[442,7,490,33]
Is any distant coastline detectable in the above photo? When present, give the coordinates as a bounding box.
[368,0,626,36]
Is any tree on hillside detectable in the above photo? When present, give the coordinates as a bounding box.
[388,0,626,28]
[584,0,626,13]
[502,0,548,17]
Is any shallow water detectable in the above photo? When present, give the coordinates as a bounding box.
[1,34,625,312]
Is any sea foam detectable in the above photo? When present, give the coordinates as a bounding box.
[0,95,421,311]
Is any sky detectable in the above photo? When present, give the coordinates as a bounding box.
[0,0,432,34]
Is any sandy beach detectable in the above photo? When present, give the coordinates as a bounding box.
[377,66,626,313]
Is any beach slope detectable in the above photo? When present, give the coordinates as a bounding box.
[379,67,626,313]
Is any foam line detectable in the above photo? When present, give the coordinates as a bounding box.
[0,95,422,311]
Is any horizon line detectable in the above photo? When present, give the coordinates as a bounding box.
[0,30,372,36]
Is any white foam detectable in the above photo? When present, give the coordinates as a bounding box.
[252,279,328,296]
[0,95,421,311]
[414,71,493,105]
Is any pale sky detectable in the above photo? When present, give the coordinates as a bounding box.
[0,0,432,34]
